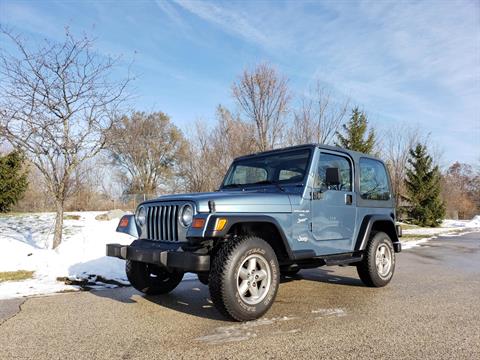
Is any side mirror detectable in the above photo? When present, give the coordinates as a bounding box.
[325,167,341,186]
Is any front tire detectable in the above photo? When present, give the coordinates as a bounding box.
[126,260,184,295]
[356,231,396,287]
[209,236,280,321]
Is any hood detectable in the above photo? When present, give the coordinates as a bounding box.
[144,190,293,213]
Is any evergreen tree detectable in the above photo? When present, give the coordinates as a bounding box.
[404,144,445,227]
[0,150,29,212]
[335,107,376,154]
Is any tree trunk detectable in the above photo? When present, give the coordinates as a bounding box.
[52,200,64,249]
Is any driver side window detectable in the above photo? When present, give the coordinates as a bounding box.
[315,153,352,191]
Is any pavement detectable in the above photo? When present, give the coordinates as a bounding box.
[1,232,479,359]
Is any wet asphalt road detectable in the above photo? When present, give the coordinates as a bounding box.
[1,232,479,360]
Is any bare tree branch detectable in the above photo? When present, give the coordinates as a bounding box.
[288,82,349,146]
[382,123,423,213]
[181,106,257,192]
[232,63,290,151]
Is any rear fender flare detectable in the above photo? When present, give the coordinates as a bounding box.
[355,215,399,251]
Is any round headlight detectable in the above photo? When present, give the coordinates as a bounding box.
[180,204,193,227]
[135,206,146,226]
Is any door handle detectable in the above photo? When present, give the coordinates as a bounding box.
[345,194,353,205]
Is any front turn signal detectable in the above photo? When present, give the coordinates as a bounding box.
[119,216,129,228]
[214,218,228,231]
[192,218,206,229]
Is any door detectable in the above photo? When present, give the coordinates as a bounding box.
[310,152,356,254]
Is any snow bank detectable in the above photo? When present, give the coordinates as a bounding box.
[0,212,133,299]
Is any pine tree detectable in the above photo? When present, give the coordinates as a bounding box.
[335,107,376,154]
[0,150,29,212]
[404,144,445,227]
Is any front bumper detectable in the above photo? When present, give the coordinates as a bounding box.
[106,240,210,272]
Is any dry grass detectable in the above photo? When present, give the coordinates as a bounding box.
[398,223,421,230]
[0,270,34,282]
[401,234,425,239]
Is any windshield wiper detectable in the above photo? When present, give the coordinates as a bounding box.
[250,180,285,192]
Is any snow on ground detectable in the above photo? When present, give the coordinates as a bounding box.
[400,215,480,249]
[0,211,136,299]
[1,212,479,299]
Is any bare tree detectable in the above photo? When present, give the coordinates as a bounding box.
[289,82,349,145]
[182,106,257,192]
[441,162,480,219]
[0,29,130,248]
[106,112,188,196]
[232,63,290,151]
[383,123,422,213]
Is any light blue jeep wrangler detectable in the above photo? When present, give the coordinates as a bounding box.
[107,144,402,321]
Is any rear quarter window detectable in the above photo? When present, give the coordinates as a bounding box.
[359,158,391,200]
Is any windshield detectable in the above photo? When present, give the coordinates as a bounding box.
[222,149,312,188]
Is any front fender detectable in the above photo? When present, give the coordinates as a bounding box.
[187,214,298,260]
[116,215,139,238]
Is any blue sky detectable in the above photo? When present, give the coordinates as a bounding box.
[1,0,479,165]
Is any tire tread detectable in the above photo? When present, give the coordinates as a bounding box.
[209,237,248,320]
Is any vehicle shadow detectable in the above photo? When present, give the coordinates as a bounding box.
[88,267,365,321]
[90,277,226,321]
[289,267,365,287]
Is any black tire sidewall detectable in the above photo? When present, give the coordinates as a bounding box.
[213,237,279,321]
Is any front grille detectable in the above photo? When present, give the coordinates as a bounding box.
[146,204,180,241]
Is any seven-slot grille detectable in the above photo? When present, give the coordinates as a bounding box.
[146,204,180,241]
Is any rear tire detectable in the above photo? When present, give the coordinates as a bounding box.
[356,231,395,287]
[126,260,184,295]
[209,236,279,321]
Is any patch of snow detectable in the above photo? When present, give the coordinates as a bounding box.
[0,212,134,299]
[403,227,451,236]
[400,215,480,250]
[442,215,480,228]
[401,238,430,250]
[311,308,346,317]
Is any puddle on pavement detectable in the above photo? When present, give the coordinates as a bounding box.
[195,316,298,344]
[196,308,348,344]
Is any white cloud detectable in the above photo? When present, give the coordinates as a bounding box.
[155,0,189,30]
[173,0,271,48]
